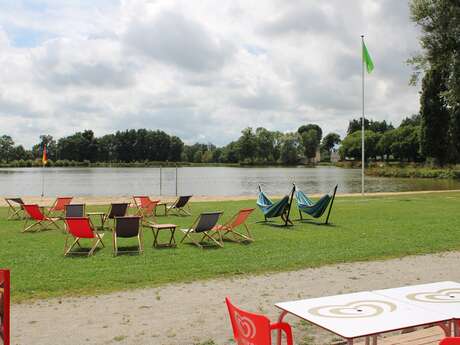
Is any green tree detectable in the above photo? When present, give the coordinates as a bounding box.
[280,133,299,164]
[255,127,275,162]
[237,127,256,163]
[419,68,450,165]
[339,130,381,161]
[300,129,319,161]
[0,135,15,162]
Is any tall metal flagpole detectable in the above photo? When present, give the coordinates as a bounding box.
[361,35,365,196]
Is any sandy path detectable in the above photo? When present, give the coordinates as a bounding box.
[11,251,460,345]
[2,189,460,207]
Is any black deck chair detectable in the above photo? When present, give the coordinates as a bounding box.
[166,195,192,216]
[180,211,223,248]
[112,216,143,256]
[65,204,86,218]
[5,198,25,220]
[103,203,129,228]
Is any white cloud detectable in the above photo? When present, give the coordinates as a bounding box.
[0,0,421,148]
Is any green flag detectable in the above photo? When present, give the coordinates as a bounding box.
[362,41,374,73]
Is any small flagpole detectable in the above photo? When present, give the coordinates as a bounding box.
[361,35,365,196]
[41,166,45,198]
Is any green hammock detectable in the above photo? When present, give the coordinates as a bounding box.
[295,185,338,225]
[256,185,295,226]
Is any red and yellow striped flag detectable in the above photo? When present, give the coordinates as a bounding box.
[42,145,48,166]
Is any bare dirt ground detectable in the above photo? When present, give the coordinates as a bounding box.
[11,251,460,345]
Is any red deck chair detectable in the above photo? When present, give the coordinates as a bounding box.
[0,270,10,345]
[441,339,460,345]
[48,197,73,218]
[64,217,105,256]
[214,208,255,242]
[225,297,293,345]
[133,196,160,222]
[22,204,61,232]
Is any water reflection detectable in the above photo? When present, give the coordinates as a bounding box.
[0,166,459,197]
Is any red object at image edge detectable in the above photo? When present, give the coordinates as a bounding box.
[0,269,10,345]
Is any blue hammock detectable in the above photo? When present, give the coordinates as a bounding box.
[256,185,295,226]
[295,185,338,224]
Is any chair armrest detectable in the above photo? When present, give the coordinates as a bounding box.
[270,322,293,345]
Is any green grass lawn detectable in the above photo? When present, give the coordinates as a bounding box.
[2,192,460,302]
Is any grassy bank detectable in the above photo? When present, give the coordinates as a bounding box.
[366,165,460,179]
[2,192,460,302]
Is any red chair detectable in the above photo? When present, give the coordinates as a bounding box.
[22,204,61,232]
[133,196,160,222]
[214,208,255,242]
[0,269,10,345]
[64,217,105,256]
[440,338,460,345]
[226,297,293,345]
[48,197,73,217]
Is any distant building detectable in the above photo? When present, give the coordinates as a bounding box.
[330,149,340,163]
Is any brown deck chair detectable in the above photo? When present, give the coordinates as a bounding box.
[22,204,61,232]
[5,198,25,220]
[63,204,86,232]
[180,211,223,248]
[47,197,73,218]
[64,217,104,256]
[112,216,143,256]
[166,195,192,216]
[213,208,255,242]
[102,203,129,229]
[133,196,160,223]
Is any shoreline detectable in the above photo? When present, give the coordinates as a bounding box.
[1,189,460,207]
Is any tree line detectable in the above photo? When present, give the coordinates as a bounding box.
[0,126,341,166]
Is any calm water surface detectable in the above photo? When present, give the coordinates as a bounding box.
[0,166,459,197]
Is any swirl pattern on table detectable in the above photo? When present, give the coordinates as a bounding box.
[308,300,397,318]
[406,288,460,303]
[234,311,257,341]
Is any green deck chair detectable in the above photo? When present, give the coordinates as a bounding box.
[295,184,338,225]
[256,185,295,226]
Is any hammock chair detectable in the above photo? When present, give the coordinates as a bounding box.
[256,185,295,226]
[295,184,338,225]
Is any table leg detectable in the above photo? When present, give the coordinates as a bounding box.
[169,229,176,246]
[437,321,452,336]
[277,310,288,345]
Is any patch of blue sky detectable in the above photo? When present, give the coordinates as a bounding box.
[244,44,267,56]
[5,26,54,48]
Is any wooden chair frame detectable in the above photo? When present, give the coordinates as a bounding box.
[166,196,192,216]
[214,208,255,243]
[5,198,25,220]
[22,205,61,233]
[180,212,223,249]
[64,218,105,257]
[133,196,160,223]
[47,197,73,218]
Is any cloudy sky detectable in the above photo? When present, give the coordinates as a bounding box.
[0,0,421,148]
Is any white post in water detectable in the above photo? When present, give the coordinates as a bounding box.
[175,164,178,196]
[41,168,45,198]
[159,165,162,196]
[361,35,365,196]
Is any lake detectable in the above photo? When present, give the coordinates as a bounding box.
[0,166,459,197]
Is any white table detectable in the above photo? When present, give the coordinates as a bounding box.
[275,282,458,345]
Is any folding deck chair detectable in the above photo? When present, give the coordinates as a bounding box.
[65,204,85,218]
[64,217,105,256]
[47,197,73,218]
[112,216,143,256]
[213,208,255,242]
[180,211,223,248]
[226,297,293,345]
[22,204,61,232]
[166,195,192,216]
[5,198,25,220]
[102,203,129,229]
[295,184,338,225]
[256,185,295,226]
[441,338,460,345]
[133,196,160,222]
